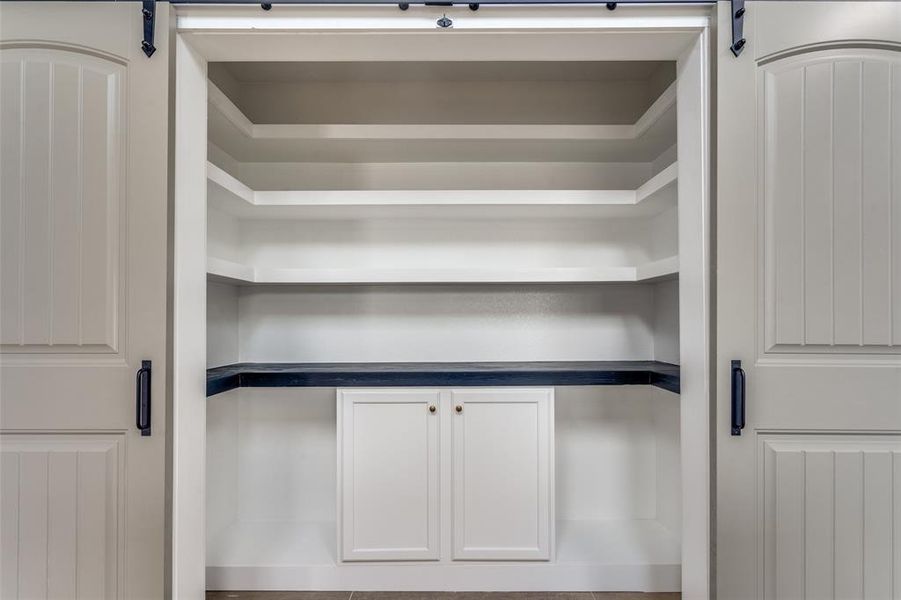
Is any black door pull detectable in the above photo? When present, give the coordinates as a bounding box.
[731,359,746,436]
[136,360,152,436]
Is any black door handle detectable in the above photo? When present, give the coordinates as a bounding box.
[136,360,152,436]
[731,359,746,436]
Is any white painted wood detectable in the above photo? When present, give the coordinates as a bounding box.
[758,437,901,600]
[0,4,169,598]
[753,1,901,62]
[47,451,78,598]
[833,60,864,346]
[0,48,122,352]
[226,158,657,192]
[206,207,679,285]
[339,389,441,561]
[0,435,122,600]
[894,65,901,347]
[176,4,710,62]
[801,61,834,345]
[674,24,712,600]
[864,451,893,597]
[207,160,678,220]
[834,450,865,599]
[18,452,49,598]
[803,450,834,600]
[208,258,678,285]
[450,388,553,561]
[718,5,901,599]
[860,61,894,347]
[762,50,901,352]
[172,30,209,600]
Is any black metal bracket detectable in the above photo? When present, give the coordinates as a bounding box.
[730,0,746,57]
[136,360,152,437]
[398,1,476,10]
[730,359,746,436]
[141,0,157,58]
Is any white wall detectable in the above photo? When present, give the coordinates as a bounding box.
[206,389,240,542]
[555,387,660,521]
[236,217,671,272]
[233,284,659,363]
[653,279,680,365]
[207,61,675,126]
[653,386,681,535]
[207,385,680,532]
[233,388,337,522]
[207,282,239,368]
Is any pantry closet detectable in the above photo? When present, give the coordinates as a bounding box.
[170,5,712,597]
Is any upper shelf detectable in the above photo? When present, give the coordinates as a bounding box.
[208,80,677,163]
[207,161,678,220]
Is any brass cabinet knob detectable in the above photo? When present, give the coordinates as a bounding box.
[455,405,463,413]
[429,405,437,413]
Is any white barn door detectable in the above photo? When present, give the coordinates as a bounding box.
[717,2,901,599]
[0,3,169,598]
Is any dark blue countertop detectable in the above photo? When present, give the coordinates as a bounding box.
[206,361,680,397]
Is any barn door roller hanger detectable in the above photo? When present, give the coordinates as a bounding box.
[730,0,746,56]
[141,0,157,57]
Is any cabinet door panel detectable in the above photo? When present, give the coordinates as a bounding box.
[451,388,553,560]
[339,389,440,561]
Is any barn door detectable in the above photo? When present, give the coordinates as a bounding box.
[0,3,169,598]
[717,2,901,598]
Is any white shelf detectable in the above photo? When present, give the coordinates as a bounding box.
[207,256,679,285]
[208,80,677,163]
[205,518,680,591]
[207,161,678,220]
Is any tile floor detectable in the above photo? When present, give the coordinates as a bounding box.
[206,593,680,600]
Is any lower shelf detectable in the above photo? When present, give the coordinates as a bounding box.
[206,361,681,397]
[206,519,680,592]
[207,256,679,285]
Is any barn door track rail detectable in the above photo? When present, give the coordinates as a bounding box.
[158,0,732,56]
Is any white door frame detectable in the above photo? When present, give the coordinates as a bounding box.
[171,5,714,598]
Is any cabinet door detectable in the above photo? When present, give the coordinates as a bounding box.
[339,389,440,561]
[451,388,553,560]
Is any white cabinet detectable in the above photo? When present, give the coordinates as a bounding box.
[338,389,440,561]
[338,387,554,563]
[451,389,554,561]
